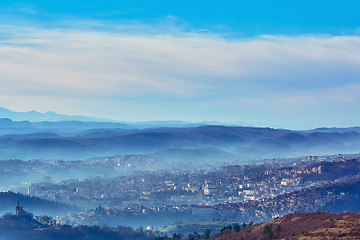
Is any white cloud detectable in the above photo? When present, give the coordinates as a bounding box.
[1,24,360,127]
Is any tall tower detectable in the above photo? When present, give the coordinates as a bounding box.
[16,202,21,215]
[15,202,24,216]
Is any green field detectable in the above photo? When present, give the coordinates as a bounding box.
[157,222,231,235]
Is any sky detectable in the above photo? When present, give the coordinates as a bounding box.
[0,0,360,129]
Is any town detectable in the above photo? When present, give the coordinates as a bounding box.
[1,153,356,230]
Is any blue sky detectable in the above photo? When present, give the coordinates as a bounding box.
[0,1,360,129]
[1,1,360,36]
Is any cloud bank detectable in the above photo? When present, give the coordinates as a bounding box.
[1,24,360,129]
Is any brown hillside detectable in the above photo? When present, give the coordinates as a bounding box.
[209,212,360,240]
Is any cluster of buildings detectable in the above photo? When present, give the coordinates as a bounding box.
[28,156,331,209]
[4,153,359,227]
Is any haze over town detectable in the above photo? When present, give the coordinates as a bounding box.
[1,1,360,240]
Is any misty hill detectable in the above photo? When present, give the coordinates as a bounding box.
[0,118,218,136]
[0,212,154,240]
[0,118,132,136]
[0,191,77,216]
[209,212,360,240]
[0,125,360,160]
[309,126,360,133]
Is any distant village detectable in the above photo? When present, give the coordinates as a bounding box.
[1,153,356,228]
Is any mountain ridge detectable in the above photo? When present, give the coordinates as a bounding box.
[0,107,115,122]
[1,107,360,132]
[0,125,359,161]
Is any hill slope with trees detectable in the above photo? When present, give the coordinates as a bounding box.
[208,212,360,240]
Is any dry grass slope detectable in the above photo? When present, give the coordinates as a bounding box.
[208,212,360,240]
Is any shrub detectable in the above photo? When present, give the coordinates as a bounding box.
[264,224,274,239]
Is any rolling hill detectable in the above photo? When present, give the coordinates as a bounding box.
[0,124,359,161]
[209,212,360,240]
[0,191,77,216]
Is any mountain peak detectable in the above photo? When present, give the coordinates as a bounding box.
[0,107,114,122]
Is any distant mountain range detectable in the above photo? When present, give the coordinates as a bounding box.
[0,107,222,133]
[1,107,360,132]
[0,117,134,136]
[0,124,359,161]
[308,126,360,133]
[1,107,360,161]
[0,107,116,122]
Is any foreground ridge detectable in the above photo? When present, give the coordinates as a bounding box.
[208,212,360,240]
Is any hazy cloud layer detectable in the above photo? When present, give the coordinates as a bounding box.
[1,24,360,129]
